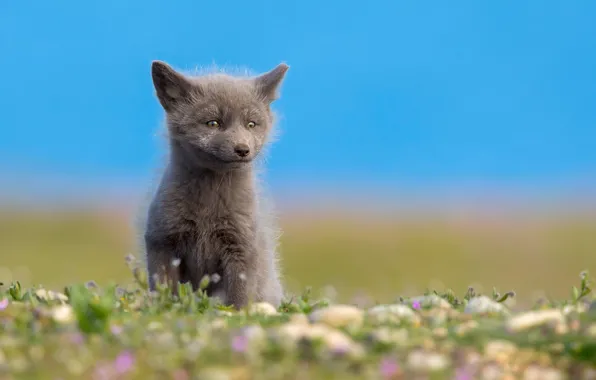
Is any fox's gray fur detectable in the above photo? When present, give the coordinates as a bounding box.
[143,60,289,309]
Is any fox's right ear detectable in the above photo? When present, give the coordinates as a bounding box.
[151,60,193,111]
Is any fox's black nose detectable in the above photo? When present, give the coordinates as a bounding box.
[234,144,250,157]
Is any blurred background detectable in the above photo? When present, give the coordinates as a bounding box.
[1,1,595,306]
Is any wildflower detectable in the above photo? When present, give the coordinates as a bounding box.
[171,258,181,267]
[379,357,400,379]
[110,325,124,335]
[506,309,565,332]
[210,273,221,284]
[367,304,420,324]
[92,363,114,380]
[464,296,509,315]
[248,302,279,316]
[0,298,8,310]
[407,350,450,372]
[309,304,363,328]
[412,300,421,310]
[114,351,135,374]
[172,369,189,380]
[35,289,68,303]
[231,334,249,353]
[115,287,126,298]
[410,295,452,309]
[85,281,98,289]
[331,345,350,357]
[69,332,85,345]
[454,367,473,380]
[52,305,75,324]
[124,254,135,265]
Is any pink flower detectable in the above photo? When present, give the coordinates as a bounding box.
[114,350,135,374]
[454,367,473,380]
[172,369,189,380]
[412,300,421,310]
[69,332,84,345]
[231,334,248,353]
[92,363,113,380]
[110,325,123,335]
[379,357,399,378]
[0,299,8,310]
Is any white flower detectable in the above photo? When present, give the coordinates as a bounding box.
[370,327,409,345]
[506,309,565,332]
[464,296,509,315]
[562,304,586,315]
[484,340,517,361]
[277,322,310,343]
[407,350,450,372]
[210,273,221,284]
[309,304,363,329]
[35,289,68,303]
[410,295,452,309]
[248,302,278,316]
[51,305,74,324]
[367,304,420,324]
[289,313,309,325]
[523,365,564,380]
[147,321,163,331]
[278,322,362,357]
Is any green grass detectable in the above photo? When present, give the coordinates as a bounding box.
[0,258,595,379]
[1,209,595,305]
[0,208,596,378]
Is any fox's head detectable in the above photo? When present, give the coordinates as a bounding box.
[151,60,288,171]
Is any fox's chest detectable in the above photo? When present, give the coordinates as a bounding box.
[167,194,254,241]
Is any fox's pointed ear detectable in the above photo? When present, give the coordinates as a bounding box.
[151,60,194,111]
[254,63,289,103]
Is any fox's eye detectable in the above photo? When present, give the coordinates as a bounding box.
[247,121,256,128]
[206,120,220,128]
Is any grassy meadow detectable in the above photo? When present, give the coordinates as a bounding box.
[0,203,596,380]
[1,205,595,305]
[0,205,595,379]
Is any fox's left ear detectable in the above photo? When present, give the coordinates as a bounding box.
[254,63,289,103]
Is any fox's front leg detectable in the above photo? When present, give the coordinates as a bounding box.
[221,248,258,310]
[223,260,250,309]
[145,236,181,296]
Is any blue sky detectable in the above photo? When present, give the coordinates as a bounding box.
[1,1,595,203]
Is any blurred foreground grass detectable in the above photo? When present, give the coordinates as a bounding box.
[0,207,594,305]
[0,255,595,379]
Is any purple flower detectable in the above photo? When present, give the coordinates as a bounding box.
[69,332,84,345]
[92,363,113,380]
[85,281,98,289]
[110,325,123,335]
[331,344,350,357]
[379,357,400,378]
[172,369,189,380]
[231,334,249,353]
[453,367,473,380]
[124,254,135,265]
[0,298,8,310]
[114,350,135,374]
[412,300,421,310]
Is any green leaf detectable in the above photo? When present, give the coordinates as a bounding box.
[199,275,210,290]
[572,286,580,301]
